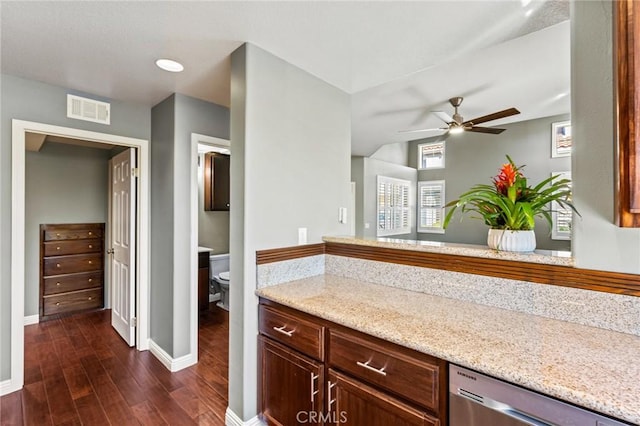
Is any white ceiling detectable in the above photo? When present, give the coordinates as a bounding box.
[1,1,570,156]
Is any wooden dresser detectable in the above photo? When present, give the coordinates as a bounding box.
[40,223,105,320]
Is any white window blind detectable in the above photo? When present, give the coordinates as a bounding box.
[377,176,411,236]
[418,141,445,170]
[418,180,445,234]
[551,171,572,240]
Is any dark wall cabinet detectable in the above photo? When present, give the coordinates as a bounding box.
[204,152,230,211]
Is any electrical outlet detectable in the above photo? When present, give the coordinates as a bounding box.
[364,223,370,229]
[298,227,308,245]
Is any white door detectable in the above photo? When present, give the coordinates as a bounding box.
[110,148,137,346]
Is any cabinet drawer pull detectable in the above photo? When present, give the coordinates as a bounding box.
[56,302,60,306]
[88,232,93,236]
[56,263,61,268]
[273,325,294,337]
[88,260,93,264]
[89,244,93,249]
[356,360,387,376]
[88,278,93,282]
[56,233,60,237]
[56,246,60,250]
[88,297,92,301]
[56,282,61,286]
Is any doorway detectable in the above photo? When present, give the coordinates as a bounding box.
[8,119,150,394]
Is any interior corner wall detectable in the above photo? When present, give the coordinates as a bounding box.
[0,74,150,381]
[571,0,640,274]
[172,93,229,357]
[351,157,366,237]
[229,43,351,421]
[409,114,571,251]
[25,144,111,317]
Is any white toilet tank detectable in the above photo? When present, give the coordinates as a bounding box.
[209,253,230,279]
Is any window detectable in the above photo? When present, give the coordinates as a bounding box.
[418,181,445,233]
[418,141,445,170]
[551,171,572,240]
[377,176,411,236]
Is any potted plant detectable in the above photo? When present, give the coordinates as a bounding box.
[442,156,580,252]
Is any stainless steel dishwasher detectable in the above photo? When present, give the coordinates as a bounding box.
[449,364,631,426]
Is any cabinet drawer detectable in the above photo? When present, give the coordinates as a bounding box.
[43,271,102,295]
[43,288,102,316]
[43,254,103,276]
[329,329,440,411]
[43,239,102,256]
[43,227,103,241]
[259,305,325,361]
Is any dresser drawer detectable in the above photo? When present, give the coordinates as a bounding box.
[329,329,440,411]
[43,288,102,316]
[43,271,103,295]
[43,227,103,241]
[43,253,103,276]
[259,304,325,361]
[43,239,102,256]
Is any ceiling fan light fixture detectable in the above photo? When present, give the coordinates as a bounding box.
[156,58,184,73]
[449,126,464,135]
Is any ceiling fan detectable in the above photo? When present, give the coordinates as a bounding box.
[400,97,520,136]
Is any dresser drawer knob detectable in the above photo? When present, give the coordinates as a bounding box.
[56,282,61,286]
[89,232,93,236]
[56,263,61,268]
[273,325,295,337]
[89,244,93,249]
[56,302,60,306]
[56,233,60,237]
[356,360,387,376]
[56,246,60,250]
[88,278,93,282]
[88,297,92,301]
[88,260,93,264]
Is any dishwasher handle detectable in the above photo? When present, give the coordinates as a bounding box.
[458,389,551,426]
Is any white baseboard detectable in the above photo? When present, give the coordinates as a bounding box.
[148,339,197,372]
[23,315,39,326]
[225,408,265,426]
[0,379,20,396]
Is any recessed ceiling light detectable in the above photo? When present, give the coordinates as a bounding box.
[156,59,184,73]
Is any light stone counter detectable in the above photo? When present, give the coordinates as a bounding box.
[256,275,640,425]
[324,236,574,267]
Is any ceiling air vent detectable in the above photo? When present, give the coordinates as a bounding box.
[67,94,110,125]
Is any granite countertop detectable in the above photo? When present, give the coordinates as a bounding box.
[323,236,574,267]
[256,275,640,424]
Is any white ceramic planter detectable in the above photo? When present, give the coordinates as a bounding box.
[487,229,536,252]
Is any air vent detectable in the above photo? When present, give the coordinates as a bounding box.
[67,94,110,125]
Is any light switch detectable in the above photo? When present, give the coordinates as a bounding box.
[298,227,308,245]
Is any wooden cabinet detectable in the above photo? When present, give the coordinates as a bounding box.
[198,251,210,312]
[204,152,230,211]
[258,300,447,425]
[40,223,105,320]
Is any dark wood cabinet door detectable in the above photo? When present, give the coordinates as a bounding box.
[328,370,439,426]
[204,153,230,211]
[260,336,324,426]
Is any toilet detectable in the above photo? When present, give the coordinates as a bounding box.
[209,253,230,311]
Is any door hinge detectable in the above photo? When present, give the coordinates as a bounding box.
[132,167,139,178]
[131,317,137,327]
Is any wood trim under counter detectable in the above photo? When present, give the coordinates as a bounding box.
[256,243,325,265]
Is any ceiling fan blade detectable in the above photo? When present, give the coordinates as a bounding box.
[462,107,520,126]
[433,111,454,124]
[398,127,447,134]
[466,126,506,134]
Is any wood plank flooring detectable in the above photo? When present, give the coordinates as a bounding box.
[0,306,229,425]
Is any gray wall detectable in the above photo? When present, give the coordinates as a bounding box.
[229,43,351,421]
[571,1,640,274]
[197,153,230,254]
[1,74,150,380]
[25,143,111,317]
[352,156,417,239]
[407,114,571,251]
[150,93,230,358]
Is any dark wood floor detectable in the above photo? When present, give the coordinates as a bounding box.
[0,306,229,425]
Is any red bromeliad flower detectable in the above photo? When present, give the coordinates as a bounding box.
[493,162,520,196]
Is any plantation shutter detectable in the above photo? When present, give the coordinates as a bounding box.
[418,181,445,233]
[377,176,411,236]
